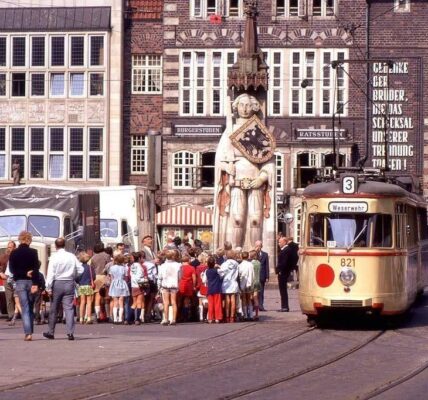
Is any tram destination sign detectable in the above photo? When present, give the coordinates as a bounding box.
[295,129,347,140]
[328,202,368,213]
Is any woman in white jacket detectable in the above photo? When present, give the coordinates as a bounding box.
[157,250,182,325]
[238,251,255,320]
[219,250,239,323]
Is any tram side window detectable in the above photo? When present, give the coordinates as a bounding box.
[407,206,418,246]
[309,214,324,247]
[372,214,392,247]
[418,208,428,240]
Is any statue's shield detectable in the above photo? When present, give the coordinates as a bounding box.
[230,115,276,164]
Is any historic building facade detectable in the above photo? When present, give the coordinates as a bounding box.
[134,0,427,248]
[154,0,366,245]
[0,0,124,186]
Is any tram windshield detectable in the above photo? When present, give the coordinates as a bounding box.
[308,213,392,248]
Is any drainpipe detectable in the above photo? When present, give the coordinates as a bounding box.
[358,0,371,168]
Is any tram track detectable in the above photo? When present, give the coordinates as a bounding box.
[0,321,258,394]
[221,329,386,400]
[77,324,316,400]
[355,330,428,400]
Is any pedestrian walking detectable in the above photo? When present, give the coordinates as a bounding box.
[8,231,40,341]
[254,240,269,311]
[43,238,83,340]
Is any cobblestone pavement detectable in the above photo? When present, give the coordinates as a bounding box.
[1,286,428,400]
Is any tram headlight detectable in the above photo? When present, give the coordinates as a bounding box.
[339,267,356,287]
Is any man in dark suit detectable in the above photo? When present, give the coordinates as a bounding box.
[276,236,296,312]
[255,240,269,311]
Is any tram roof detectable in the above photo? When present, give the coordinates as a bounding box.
[303,180,413,199]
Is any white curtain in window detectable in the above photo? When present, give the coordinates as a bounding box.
[328,218,356,247]
[49,155,63,179]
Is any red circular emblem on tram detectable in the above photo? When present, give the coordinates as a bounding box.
[316,264,335,287]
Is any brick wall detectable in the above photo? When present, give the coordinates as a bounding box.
[123,18,163,185]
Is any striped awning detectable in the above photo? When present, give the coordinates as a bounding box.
[156,205,213,226]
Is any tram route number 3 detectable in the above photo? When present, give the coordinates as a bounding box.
[341,258,355,267]
[341,174,358,194]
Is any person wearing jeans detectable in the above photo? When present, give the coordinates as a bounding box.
[8,231,40,341]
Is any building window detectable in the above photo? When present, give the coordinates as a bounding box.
[290,49,347,116]
[275,152,285,191]
[31,37,45,67]
[294,152,317,188]
[70,73,85,96]
[0,127,5,178]
[132,55,162,94]
[49,127,64,179]
[50,73,65,96]
[89,127,103,179]
[228,0,244,17]
[31,73,45,97]
[12,37,26,67]
[0,37,6,67]
[212,52,222,115]
[312,0,335,16]
[30,127,45,178]
[69,128,84,179]
[90,36,104,66]
[294,151,346,188]
[70,36,84,67]
[265,51,283,115]
[181,50,236,116]
[0,74,6,96]
[51,37,65,67]
[173,151,196,189]
[191,0,218,17]
[11,127,25,179]
[200,152,215,188]
[321,50,346,115]
[11,73,26,97]
[131,136,147,174]
[276,0,335,17]
[89,73,104,96]
[276,0,299,16]
[191,0,244,18]
[394,0,410,12]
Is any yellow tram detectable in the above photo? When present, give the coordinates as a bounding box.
[298,172,428,323]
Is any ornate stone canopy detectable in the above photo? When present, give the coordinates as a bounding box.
[228,0,269,91]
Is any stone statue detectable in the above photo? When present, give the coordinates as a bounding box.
[12,159,21,185]
[213,93,275,250]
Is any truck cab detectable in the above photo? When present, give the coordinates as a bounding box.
[0,208,78,275]
[100,218,134,251]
